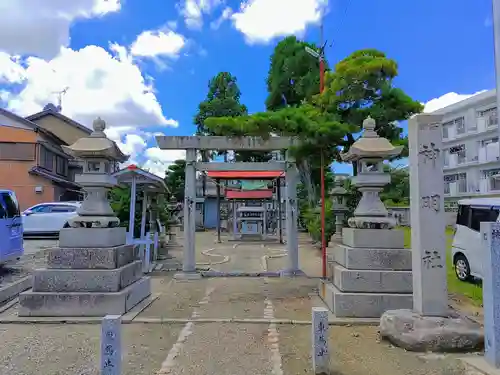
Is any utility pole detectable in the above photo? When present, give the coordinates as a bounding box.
[318,20,327,281]
[493,0,500,150]
[305,17,327,279]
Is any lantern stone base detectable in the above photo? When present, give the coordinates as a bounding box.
[19,228,151,317]
[59,227,127,248]
[319,228,413,318]
[19,277,151,317]
[341,228,405,249]
[319,280,413,318]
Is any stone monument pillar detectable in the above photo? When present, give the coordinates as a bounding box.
[320,117,412,318]
[176,148,200,279]
[379,114,482,352]
[19,118,151,317]
[284,151,299,274]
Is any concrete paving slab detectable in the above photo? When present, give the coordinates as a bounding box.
[139,279,210,319]
[195,278,267,319]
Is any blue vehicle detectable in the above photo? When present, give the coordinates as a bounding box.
[0,190,23,265]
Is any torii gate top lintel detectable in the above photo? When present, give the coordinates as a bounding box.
[155,135,299,151]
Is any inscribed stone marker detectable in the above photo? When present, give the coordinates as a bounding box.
[481,222,500,368]
[101,315,122,375]
[311,307,329,374]
[408,114,447,317]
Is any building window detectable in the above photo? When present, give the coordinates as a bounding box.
[454,117,466,134]
[457,172,467,193]
[40,146,54,171]
[0,142,36,161]
[444,179,450,194]
[445,173,467,193]
[55,156,68,176]
[483,168,500,191]
[450,144,466,164]
[481,137,499,147]
[443,150,449,167]
[478,107,498,126]
[442,124,449,139]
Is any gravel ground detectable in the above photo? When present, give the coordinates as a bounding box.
[278,325,471,375]
[0,323,183,375]
[0,239,56,287]
[167,323,274,375]
[266,277,319,321]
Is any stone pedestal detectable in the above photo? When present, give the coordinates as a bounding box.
[19,227,151,317]
[321,228,413,318]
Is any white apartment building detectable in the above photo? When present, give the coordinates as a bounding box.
[431,89,500,211]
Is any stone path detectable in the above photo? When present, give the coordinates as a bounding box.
[0,232,482,374]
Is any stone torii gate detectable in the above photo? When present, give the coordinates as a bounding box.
[155,135,301,279]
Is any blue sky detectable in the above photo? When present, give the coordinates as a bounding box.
[0,0,495,176]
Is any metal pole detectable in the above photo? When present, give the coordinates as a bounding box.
[319,19,327,279]
[216,178,221,243]
[277,177,283,243]
[493,0,500,150]
[128,176,137,242]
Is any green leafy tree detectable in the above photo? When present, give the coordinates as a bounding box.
[193,71,251,202]
[266,36,328,111]
[194,72,248,135]
[318,49,423,174]
[164,159,186,202]
[380,165,410,206]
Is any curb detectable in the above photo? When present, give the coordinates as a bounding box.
[0,276,32,305]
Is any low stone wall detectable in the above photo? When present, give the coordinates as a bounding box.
[387,206,457,227]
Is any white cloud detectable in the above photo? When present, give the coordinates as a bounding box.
[143,147,186,178]
[423,90,488,113]
[4,44,179,129]
[0,0,121,58]
[0,53,26,83]
[130,30,186,59]
[178,0,224,30]
[230,0,327,44]
[211,7,233,30]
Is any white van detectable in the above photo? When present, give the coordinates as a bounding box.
[452,197,500,282]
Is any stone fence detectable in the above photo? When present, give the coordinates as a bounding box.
[387,206,457,227]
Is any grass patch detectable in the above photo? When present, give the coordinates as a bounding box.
[400,226,483,307]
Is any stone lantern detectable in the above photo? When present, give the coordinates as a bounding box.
[319,116,412,319]
[19,118,152,317]
[64,117,129,231]
[340,117,403,230]
[330,175,349,243]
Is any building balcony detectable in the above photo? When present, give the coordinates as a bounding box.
[443,121,498,143]
[478,143,500,164]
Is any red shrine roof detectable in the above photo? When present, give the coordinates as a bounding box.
[225,189,273,199]
[207,171,284,179]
